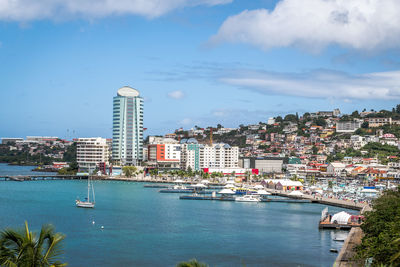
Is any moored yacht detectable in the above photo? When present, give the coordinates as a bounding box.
[235,194,261,202]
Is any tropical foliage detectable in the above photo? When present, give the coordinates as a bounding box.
[122,166,138,177]
[0,221,66,267]
[356,187,400,266]
[176,259,208,267]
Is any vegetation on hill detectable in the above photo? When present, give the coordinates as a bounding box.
[0,143,55,166]
[356,187,400,266]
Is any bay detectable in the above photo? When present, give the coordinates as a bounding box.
[0,164,354,266]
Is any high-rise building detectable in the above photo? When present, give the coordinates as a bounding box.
[112,86,144,165]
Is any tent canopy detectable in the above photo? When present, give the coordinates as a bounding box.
[331,211,351,224]
[191,183,207,188]
[256,190,271,195]
[289,190,304,196]
[218,189,235,194]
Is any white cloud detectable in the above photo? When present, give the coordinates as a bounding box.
[167,90,185,99]
[210,0,400,51]
[219,69,400,100]
[180,118,192,125]
[0,0,232,21]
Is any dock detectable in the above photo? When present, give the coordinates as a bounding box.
[179,195,312,203]
[266,189,367,211]
[0,175,89,181]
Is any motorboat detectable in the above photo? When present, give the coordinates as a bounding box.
[235,194,261,202]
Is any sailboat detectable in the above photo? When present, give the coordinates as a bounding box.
[76,177,95,208]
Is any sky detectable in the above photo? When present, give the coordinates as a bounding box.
[1,0,400,139]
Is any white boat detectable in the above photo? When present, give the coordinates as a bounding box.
[235,194,261,202]
[76,178,95,208]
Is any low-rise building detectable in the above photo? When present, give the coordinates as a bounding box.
[368,117,392,127]
[336,120,361,133]
[241,157,284,173]
[327,162,346,176]
[1,138,24,144]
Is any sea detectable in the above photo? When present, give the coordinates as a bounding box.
[0,163,354,266]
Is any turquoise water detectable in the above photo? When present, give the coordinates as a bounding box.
[0,164,354,266]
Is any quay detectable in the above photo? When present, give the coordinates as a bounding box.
[0,175,89,181]
[179,195,312,203]
[266,189,366,211]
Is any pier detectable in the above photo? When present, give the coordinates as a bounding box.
[179,195,312,203]
[266,189,367,211]
[0,175,89,181]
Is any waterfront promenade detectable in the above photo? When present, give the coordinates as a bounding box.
[265,189,369,211]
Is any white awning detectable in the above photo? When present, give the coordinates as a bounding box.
[191,183,207,188]
[289,190,304,196]
[256,190,271,195]
[331,211,351,224]
[218,189,235,194]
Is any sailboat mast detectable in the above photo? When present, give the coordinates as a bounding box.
[92,180,95,203]
[87,178,90,202]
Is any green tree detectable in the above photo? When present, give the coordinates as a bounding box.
[356,187,400,265]
[284,114,297,122]
[123,166,137,177]
[176,259,208,267]
[312,145,318,155]
[314,117,326,127]
[351,110,360,118]
[0,221,66,267]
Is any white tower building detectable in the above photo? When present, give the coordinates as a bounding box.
[112,86,144,165]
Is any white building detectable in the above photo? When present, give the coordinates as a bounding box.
[368,117,392,127]
[1,138,24,144]
[267,117,275,125]
[76,137,109,173]
[112,86,144,165]
[148,136,178,145]
[336,120,362,133]
[180,139,239,171]
[327,162,346,176]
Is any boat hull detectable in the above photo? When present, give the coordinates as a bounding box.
[235,195,261,202]
[76,200,95,208]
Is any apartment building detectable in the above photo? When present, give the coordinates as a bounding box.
[76,137,109,173]
[147,143,181,169]
[368,117,392,127]
[336,120,362,133]
[180,139,239,171]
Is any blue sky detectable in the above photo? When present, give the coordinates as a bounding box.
[1,0,400,139]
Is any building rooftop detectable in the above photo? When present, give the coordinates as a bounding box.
[117,86,140,97]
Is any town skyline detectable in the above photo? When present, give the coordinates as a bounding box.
[1,0,400,138]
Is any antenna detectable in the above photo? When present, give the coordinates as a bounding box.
[210,128,213,146]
